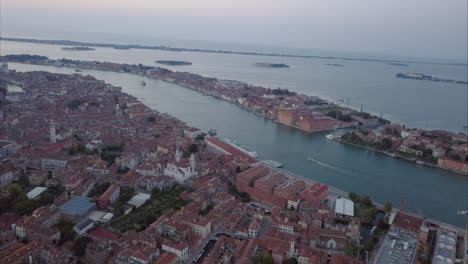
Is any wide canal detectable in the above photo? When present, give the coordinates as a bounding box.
[7,62,467,227]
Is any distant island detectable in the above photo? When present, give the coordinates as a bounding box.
[61,46,95,51]
[254,62,290,68]
[156,60,192,66]
[396,72,468,84]
[324,63,344,67]
[2,54,48,62]
[3,36,467,67]
[387,63,408,66]
[113,47,131,50]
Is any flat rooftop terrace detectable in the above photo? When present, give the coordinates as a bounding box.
[374,226,418,264]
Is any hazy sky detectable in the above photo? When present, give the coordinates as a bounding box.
[1,0,467,60]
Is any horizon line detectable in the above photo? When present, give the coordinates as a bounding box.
[1,36,467,67]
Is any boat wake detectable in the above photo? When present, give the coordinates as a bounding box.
[306,157,356,175]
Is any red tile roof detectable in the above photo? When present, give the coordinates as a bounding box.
[153,252,177,264]
[99,184,120,202]
[88,227,120,241]
[392,211,424,233]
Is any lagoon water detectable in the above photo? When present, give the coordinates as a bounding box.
[2,40,467,131]
[2,40,467,227]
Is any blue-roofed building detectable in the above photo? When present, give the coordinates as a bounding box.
[60,197,96,223]
[73,218,95,236]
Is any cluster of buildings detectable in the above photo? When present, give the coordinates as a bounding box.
[0,60,457,264]
[0,206,75,263]
[374,211,460,264]
[234,166,362,250]
[1,55,384,134]
[276,108,343,132]
[0,69,373,263]
[342,124,468,174]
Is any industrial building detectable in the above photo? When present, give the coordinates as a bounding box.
[433,227,457,264]
[60,197,96,223]
[373,226,419,264]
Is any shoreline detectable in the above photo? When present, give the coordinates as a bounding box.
[260,161,465,233]
[154,77,274,120]
[396,72,468,85]
[4,62,466,230]
[334,138,468,176]
[2,37,468,67]
[3,58,466,177]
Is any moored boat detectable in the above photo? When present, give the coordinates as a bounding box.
[262,160,283,168]
[223,138,259,158]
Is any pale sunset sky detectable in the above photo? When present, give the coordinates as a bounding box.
[1,0,467,60]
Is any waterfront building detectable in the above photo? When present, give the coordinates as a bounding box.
[254,172,287,193]
[277,108,298,126]
[299,183,329,204]
[351,115,379,127]
[432,227,457,264]
[297,115,337,132]
[374,211,425,264]
[333,197,354,220]
[373,225,419,264]
[183,127,203,138]
[205,137,256,163]
[437,157,468,174]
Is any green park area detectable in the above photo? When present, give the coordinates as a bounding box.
[110,185,189,233]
